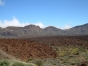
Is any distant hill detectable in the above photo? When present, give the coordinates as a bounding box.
[0,23,88,38]
[66,23,88,35]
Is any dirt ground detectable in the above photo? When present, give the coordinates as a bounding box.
[24,36,88,47]
[0,36,88,61]
[0,39,57,60]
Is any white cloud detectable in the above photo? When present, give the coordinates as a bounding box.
[62,24,72,29]
[0,0,5,6]
[34,22,45,28]
[0,17,45,28]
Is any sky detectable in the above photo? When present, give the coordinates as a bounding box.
[0,0,88,29]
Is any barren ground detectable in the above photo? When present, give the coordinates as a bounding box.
[0,36,88,66]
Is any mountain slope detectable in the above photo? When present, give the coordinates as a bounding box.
[0,23,88,38]
[66,23,88,35]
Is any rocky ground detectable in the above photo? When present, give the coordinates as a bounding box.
[0,39,57,60]
[0,36,88,66]
[25,36,88,47]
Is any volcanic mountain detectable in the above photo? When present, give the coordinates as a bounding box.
[0,23,88,38]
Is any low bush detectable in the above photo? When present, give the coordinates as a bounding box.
[34,60,43,66]
[0,60,9,66]
[12,62,24,66]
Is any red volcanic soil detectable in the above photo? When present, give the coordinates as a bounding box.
[0,36,88,60]
[24,36,88,47]
[0,39,57,60]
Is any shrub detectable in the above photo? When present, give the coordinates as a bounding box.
[12,62,24,66]
[34,60,43,66]
[0,60,9,66]
[26,58,33,62]
[68,47,79,55]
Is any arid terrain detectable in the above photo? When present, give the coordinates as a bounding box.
[25,36,88,46]
[0,39,57,60]
[0,36,88,66]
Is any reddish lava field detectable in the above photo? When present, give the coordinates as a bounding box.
[0,39,57,60]
[24,36,88,47]
[0,36,88,60]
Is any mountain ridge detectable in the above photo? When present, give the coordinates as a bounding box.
[0,23,88,38]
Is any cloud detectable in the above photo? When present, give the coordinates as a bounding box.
[0,17,45,28]
[62,24,72,29]
[34,23,45,28]
[0,0,5,6]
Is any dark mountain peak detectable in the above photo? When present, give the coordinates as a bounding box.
[6,26,23,31]
[44,26,61,31]
[83,23,88,25]
[72,23,88,29]
[24,24,40,29]
[82,23,88,27]
[6,26,21,28]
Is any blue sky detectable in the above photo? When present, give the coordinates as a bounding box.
[0,0,88,29]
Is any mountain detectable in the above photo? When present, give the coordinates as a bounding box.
[66,23,88,35]
[0,23,88,38]
[44,26,63,36]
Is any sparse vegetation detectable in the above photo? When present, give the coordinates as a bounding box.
[58,46,79,56]
[0,60,9,66]
[0,60,37,66]
[51,45,88,66]
[26,58,33,63]
[12,62,24,66]
[34,60,43,66]
[0,47,88,66]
